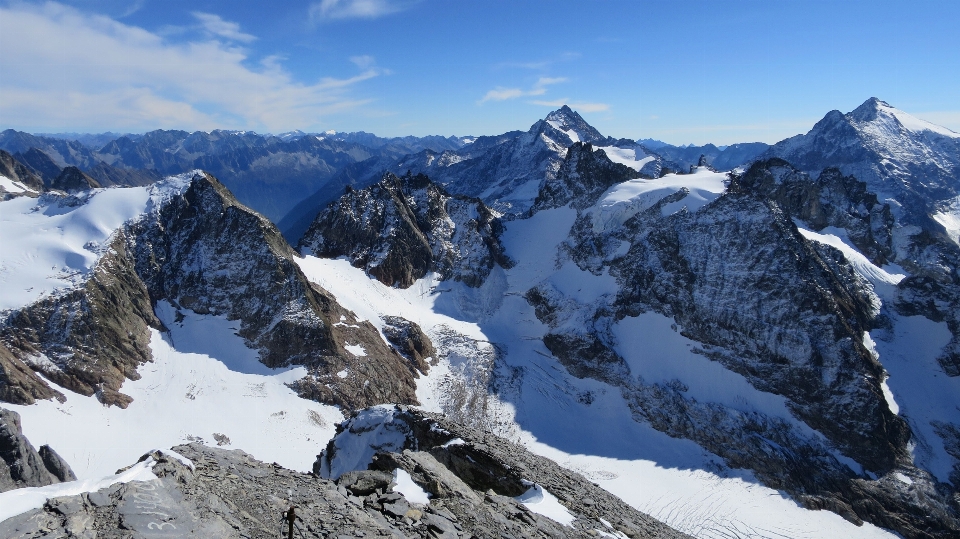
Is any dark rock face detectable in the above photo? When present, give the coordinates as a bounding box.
[37,444,76,483]
[0,342,63,405]
[2,234,160,407]
[299,172,511,288]
[0,172,424,410]
[1,408,75,492]
[533,142,641,212]
[734,158,895,264]
[316,406,688,539]
[124,173,426,410]
[0,440,687,539]
[14,148,64,186]
[50,166,101,192]
[382,316,435,370]
[0,150,44,199]
[521,151,960,536]
[85,161,162,188]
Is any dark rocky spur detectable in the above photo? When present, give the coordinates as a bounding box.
[1,407,75,493]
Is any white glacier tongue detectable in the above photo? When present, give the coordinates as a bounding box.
[0,172,196,312]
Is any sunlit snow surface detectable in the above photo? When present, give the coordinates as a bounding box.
[515,483,575,527]
[932,195,960,246]
[394,468,431,505]
[879,101,960,139]
[0,173,195,311]
[592,146,656,172]
[8,322,341,480]
[0,174,36,194]
[589,168,728,232]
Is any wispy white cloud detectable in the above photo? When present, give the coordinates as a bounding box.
[0,2,385,132]
[309,0,413,21]
[530,99,609,113]
[480,77,568,103]
[350,55,376,69]
[192,12,257,43]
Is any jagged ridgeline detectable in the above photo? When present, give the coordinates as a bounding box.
[0,172,425,410]
[298,171,512,288]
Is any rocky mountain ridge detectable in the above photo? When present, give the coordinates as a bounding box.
[0,408,687,539]
[292,106,960,536]
[298,172,511,288]
[0,172,426,410]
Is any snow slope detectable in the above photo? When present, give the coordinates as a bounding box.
[0,173,194,312]
[589,168,727,232]
[7,318,342,482]
[593,146,656,173]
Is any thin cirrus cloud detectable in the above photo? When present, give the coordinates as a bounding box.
[309,0,414,21]
[0,2,385,133]
[480,77,568,104]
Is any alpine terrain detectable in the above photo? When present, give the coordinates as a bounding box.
[1,98,959,539]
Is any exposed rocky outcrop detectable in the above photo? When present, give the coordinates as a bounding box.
[299,172,511,288]
[0,433,687,539]
[317,406,688,539]
[518,152,960,537]
[532,142,641,212]
[50,166,101,192]
[1,234,160,408]
[1,408,75,493]
[734,158,895,264]
[0,150,44,199]
[13,148,63,186]
[382,316,435,370]
[0,342,64,405]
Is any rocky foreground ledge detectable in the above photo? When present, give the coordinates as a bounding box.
[0,407,688,539]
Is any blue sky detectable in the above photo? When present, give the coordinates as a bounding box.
[1,0,957,145]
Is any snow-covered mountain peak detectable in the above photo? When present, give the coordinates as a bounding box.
[846,97,958,139]
[762,98,960,230]
[540,105,606,145]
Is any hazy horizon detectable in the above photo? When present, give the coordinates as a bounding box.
[1,0,958,145]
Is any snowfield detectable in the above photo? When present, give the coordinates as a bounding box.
[589,167,728,232]
[0,173,195,312]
